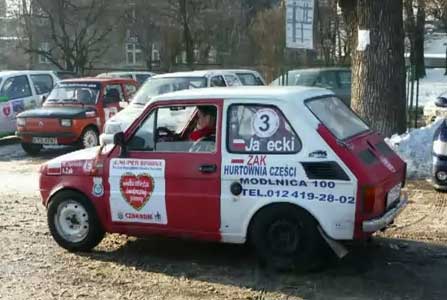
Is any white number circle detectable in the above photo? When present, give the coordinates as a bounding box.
[252,108,280,138]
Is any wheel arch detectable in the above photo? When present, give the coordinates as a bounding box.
[244,201,321,243]
[47,186,90,208]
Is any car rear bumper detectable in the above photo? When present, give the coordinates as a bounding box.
[362,191,408,233]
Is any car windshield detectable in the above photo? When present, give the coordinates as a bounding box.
[236,73,264,86]
[46,83,100,105]
[306,96,370,140]
[131,76,207,105]
[135,74,151,84]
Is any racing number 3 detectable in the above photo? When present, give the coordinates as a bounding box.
[259,114,270,132]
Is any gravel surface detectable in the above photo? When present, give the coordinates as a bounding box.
[1,144,447,300]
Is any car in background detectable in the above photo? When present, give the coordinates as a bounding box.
[423,92,447,124]
[271,67,351,105]
[16,77,138,155]
[0,70,61,137]
[101,70,243,144]
[96,71,156,85]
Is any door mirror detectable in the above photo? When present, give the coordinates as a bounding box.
[40,95,47,105]
[113,131,125,146]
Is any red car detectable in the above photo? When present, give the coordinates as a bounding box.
[39,87,407,271]
[16,78,138,155]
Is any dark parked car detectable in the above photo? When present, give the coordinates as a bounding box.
[271,68,351,105]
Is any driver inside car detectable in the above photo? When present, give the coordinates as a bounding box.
[190,106,216,142]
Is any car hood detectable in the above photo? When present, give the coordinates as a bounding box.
[107,104,144,130]
[43,146,101,176]
[18,106,96,119]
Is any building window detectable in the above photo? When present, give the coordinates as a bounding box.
[152,48,160,62]
[39,42,50,64]
[126,43,142,65]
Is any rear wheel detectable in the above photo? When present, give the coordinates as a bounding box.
[80,127,99,149]
[249,204,324,272]
[21,142,42,156]
[47,190,104,251]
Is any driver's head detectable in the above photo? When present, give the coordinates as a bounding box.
[196,106,216,130]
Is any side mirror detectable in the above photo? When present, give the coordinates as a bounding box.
[113,131,125,146]
[40,95,47,105]
[99,133,114,146]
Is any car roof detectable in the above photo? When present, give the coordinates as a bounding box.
[60,77,136,84]
[0,70,56,77]
[288,67,350,73]
[98,71,156,76]
[152,86,334,103]
[152,70,238,79]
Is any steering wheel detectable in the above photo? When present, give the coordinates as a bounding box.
[156,127,175,141]
[189,135,216,153]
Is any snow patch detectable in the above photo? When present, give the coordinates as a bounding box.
[386,118,444,179]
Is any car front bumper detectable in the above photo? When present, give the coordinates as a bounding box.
[362,191,408,233]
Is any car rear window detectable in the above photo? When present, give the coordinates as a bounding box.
[306,96,370,140]
[236,73,263,86]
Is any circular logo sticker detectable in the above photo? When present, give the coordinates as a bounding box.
[252,108,280,138]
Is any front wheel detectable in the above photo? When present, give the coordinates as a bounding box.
[47,191,104,251]
[21,142,42,156]
[249,205,324,272]
[80,127,99,149]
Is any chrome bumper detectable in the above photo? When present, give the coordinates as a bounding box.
[362,191,408,233]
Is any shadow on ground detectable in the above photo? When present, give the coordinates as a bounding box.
[82,235,447,299]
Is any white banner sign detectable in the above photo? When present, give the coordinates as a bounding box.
[286,0,315,49]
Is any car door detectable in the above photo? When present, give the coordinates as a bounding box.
[102,84,125,125]
[29,73,55,105]
[0,75,35,134]
[106,100,222,240]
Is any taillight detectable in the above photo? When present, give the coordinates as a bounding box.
[363,186,376,214]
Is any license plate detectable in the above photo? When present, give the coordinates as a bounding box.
[32,137,58,145]
[387,184,401,207]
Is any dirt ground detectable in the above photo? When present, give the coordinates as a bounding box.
[1,144,447,300]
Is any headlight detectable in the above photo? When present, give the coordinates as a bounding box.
[105,122,122,134]
[437,171,447,181]
[16,118,26,127]
[60,119,72,127]
[434,140,447,156]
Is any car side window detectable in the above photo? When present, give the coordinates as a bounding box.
[210,76,226,87]
[104,84,124,104]
[127,111,156,151]
[338,71,351,89]
[315,71,338,89]
[0,75,32,100]
[227,104,301,154]
[224,75,241,87]
[30,74,54,95]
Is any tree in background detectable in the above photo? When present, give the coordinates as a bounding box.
[15,0,118,74]
[340,0,407,136]
[404,0,426,79]
[426,0,447,75]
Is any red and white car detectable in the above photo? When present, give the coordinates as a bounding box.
[39,86,407,270]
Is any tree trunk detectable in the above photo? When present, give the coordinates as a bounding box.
[179,0,194,67]
[351,0,407,136]
[414,0,426,78]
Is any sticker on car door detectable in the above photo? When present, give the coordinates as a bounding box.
[109,158,167,224]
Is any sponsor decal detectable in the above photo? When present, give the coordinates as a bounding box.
[379,156,396,173]
[252,108,280,138]
[85,111,96,118]
[309,150,327,159]
[109,158,166,224]
[83,160,93,173]
[92,177,104,197]
[245,136,296,152]
[119,173,154,210]
[47,161,61,175]
[1,103,11,117]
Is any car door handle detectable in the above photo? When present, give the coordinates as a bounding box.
[198,164,217,173]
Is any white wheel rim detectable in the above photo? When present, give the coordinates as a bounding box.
[54,200,89,243]
[83,130,98,148]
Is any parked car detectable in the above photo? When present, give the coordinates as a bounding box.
[423,92,447,124]
[0,70,60,137]
[96,71,156,85]
[271,67,352,105]
[39,86,407,271]
[16,77,138,155]
[100,70,243,144]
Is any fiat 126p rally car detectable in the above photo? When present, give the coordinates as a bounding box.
[39,86,407,270]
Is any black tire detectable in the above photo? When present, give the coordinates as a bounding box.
[80,127,99,149]
[21,142,42,156]
[249,204,325,272]
[47,190,105,252]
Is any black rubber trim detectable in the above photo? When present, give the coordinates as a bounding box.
[301,161,350,181]
[17,132,76,138]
